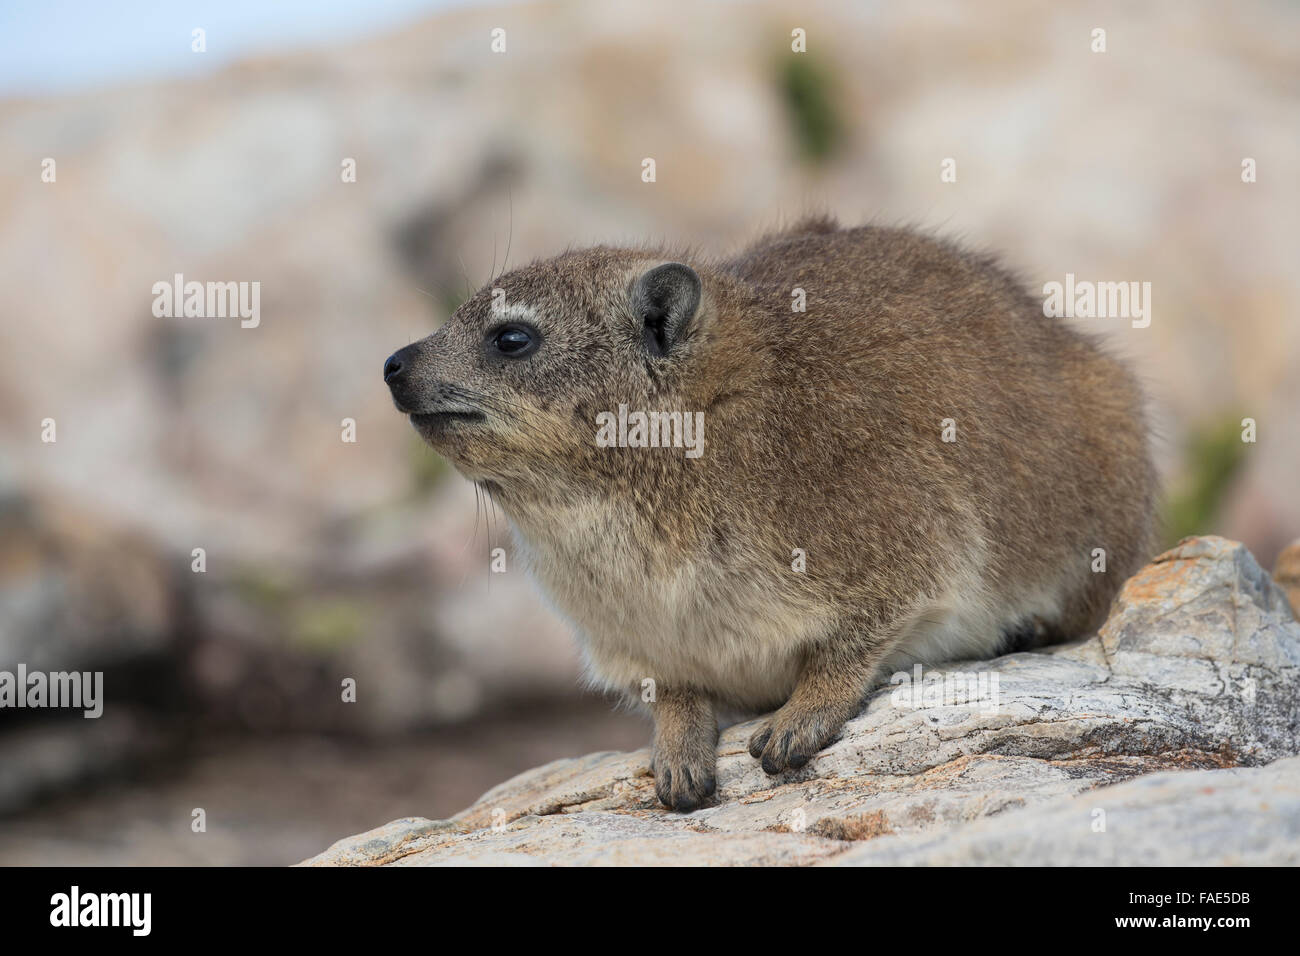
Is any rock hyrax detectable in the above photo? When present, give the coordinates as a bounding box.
[384,217,1158,811]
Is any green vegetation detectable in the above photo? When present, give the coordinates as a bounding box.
[1162,415,1250,546]
[289,598,365,653]
[776,53,844,164]
[232,566,296,609]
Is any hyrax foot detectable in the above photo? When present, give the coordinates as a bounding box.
[748,699,847,775]
[651,742,717,812]
[650,688,718,812]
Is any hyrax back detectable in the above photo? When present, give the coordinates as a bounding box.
[723,221,1156,652]
[384,216,1158,811]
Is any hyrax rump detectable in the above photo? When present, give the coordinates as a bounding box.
[384,217,1157,812]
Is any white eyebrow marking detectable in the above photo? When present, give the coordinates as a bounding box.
[490,297,539,323]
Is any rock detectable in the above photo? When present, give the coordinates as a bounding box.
[0,491,178,673]
[0,491,194,812]
[0,480,587,824]
[0,710,176,816]
[302,536,1300,866]
[827,756,1300,865]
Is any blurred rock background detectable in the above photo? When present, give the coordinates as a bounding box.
[0,0,1296,863]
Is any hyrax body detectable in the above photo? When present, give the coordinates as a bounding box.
[384,217,1157,811]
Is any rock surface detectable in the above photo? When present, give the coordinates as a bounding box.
[303,536,1300,866]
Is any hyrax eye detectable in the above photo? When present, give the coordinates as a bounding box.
[488,324,539,358]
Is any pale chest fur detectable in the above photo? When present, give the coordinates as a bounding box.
[507,498,830,711]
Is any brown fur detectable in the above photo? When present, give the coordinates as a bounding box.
[1273,539,1300,618]
[384,217,1158,811]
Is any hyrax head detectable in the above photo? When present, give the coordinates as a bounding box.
[383,248,706,484]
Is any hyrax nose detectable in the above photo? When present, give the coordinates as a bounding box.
[383,345,417,388]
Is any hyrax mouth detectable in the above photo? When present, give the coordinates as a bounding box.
[410,409,487,427]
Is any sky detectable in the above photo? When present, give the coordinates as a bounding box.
[0,0,485,96]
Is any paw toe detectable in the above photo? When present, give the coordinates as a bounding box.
[754,709,842,775]
[652,755,716,812]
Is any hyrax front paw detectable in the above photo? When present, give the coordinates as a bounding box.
[649,689,718,812]
[650,742,717,812]
[747,700,845,775]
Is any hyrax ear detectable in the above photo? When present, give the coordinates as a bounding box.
[632,262,701,357]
